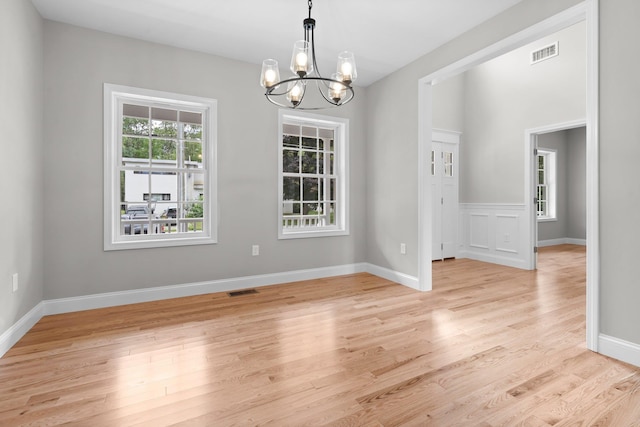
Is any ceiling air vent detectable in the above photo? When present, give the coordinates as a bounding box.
[531,41,559,65]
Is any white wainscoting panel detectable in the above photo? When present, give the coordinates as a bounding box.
[469,214,490,249]
[459,204,530,269]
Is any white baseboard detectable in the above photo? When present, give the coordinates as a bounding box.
[0,262,418,358]
[0,302,44,358]
[457,250,529,270]
[599,334,640,368]
[43,263,369,316]
[538,238,587,247]
[365,263,420,290]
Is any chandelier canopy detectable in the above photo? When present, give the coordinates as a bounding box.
[259,0,357,110]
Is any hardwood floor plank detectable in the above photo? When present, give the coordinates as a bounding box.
[1,245,639,425]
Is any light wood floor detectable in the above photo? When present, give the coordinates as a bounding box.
[1,245,640,426]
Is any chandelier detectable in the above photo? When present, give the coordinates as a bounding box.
[259,0,357,110]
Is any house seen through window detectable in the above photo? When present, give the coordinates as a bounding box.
[104,84,217,250]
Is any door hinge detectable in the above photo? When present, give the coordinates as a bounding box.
[534,197,538,204]
[534,246,538,253]
[441,243,444,250]
[441,197,444,205]
[534,148,538,155]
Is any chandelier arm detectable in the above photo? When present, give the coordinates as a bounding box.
[310,20,321,78]
[316,81,340,106]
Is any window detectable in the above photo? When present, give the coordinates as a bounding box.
[104,84,217,250]
[536,148,556,221]
[278,110,349,239]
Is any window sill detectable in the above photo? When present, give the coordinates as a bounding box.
[278,228,349,240]
[537,217,557,223]
[104,235,217,251]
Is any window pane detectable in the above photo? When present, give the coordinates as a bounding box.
[186,202,203,219]
[124,171,149,203]
[122,137,149,162]
[283,149,300,173]
[329,178,336,201]
[303,203,318,215]
[301,151,317,174]
[303,177,319,201]
[190,172,205,195]
[152,107,178,122]
[318,152,324,174]
[122,117,149,136]
[328,203,336,225]
[152,139,177,161]
[283,124,299,137]
[184,141,203,166]
[151,119,177,138]
[319,128,334,140]
[150,172,176,203]
[301,126,316,138]
[444,152,452,164]
[445,164,453,177]
[283,135,299,148]
[283,176,300,201]
[538,171,545,185]
[183,123,202,141]
[180,111,202,125]
[329,153,335,175]
[179,172,203,202]
[302,137,317,149]
[538,201,547,216]
[123,104,149,119]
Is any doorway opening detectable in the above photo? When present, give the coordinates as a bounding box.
[417,0,599,351]
[526,121,587,270]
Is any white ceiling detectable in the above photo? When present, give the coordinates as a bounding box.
[31,0,524,87]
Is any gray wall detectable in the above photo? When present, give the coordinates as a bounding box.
[0,0,44,337]
[566,127,586,240]
[537,126,586,243]
[461,21,585,203]
[600,0,640,344]
[432,73,465,132]
[42,22,367,300]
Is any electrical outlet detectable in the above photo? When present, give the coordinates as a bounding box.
[12,273,18,293]
[400,243,406,254]
[252,245,260,256]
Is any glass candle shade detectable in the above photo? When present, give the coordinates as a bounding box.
[329,73,346,103]
[286,80,305,106]
[260,59,280,88]
[290,40,313,77]
[336,51,357,85]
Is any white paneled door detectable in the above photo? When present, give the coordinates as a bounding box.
[431,131,460,260]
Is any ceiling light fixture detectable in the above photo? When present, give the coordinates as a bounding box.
[259,0,357,110]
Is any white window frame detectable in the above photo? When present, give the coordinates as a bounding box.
[103,84,217,250]
[278,110,349,239]
[537,148,557,222]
